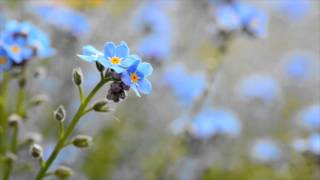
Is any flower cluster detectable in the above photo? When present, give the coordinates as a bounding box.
[0,21,54,72]
[214,1,268,38]
[78,41,153,99]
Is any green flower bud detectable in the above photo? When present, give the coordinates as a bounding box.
[53,105,66,122]
[54,166,74,179]
[93,100,109,112]
[29,94,49,107]
[71,135,92,148]
[72,68,83,86]
[30,144,43,159]
[8,114,22,127]
[95,61,105,72]
[3,152,17,165]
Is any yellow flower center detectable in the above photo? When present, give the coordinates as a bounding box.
[110,56,121,65]
[130,73,139,83]
[0,57,7,65]
[250,18,260,29]
[11,45,21,54]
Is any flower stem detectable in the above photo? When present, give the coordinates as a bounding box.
[0,72,11,155]
[34,79,108,180]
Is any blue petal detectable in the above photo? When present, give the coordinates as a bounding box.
[130,84,141,97]
[116,41,129,58]
[104,42,116,58]
[121,56,137,68]
[111,65,125,73]
[138,79,152,95]
[77,55,96,62]
[137,62,153,77]
[83,45,100,56]
[97,58,112,68]
[121,71,131,86]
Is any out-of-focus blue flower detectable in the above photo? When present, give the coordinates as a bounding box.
[30,4,90,37]
[163,67,206,106]
[215,5,242,32]
[234,3,268,37]
[191,108,242,139]
[78,42,136,73]
[134,2,171,36]
[250,139,281,164]
[0,21,54,66]
[277,0,311,21]
[299,104,320,131]
[121,57,153,97]
[237,74,280,103]
[291,138,307,153]
[138,35,171,62]
[284,53,314,79]
[307,133,320,155]
[0,48,12,72]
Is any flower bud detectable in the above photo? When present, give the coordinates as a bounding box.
[8,114,22,127]
[54,166,74,179]
[29,94,49,107]
[3,152,17,165]
[95,61,105,72]
[72,68,83,86]
[53,105,66,122]
[93,100,109,112]
[71,135,92,148]
[30,144,43,159]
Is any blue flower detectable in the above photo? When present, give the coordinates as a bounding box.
[138,35,171,62]
[0,48,12,72]
[78,41,136,73]
[191,108,242,139]
[284,52,315,79]
[308,133,320,155]
[215,5,242,31]
[299,104,320,131]
[30,4,90,37]
[163,67,206,106]
[0,21,54,64]
[277,0,311,21]
[235,3,268,37]
[121,57,153,97]
[250,139,281,164]
[237,74,280,103]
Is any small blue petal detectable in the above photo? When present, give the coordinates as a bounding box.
[130,84,141,97]
[104,42,116,58]
[137,62,153,77]
[138,79,152,95]
[121,71,131,86]
[116,41,129,58]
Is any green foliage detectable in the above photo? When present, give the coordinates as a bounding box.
[83,121,124,180]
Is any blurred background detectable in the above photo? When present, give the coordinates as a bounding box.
[0,0,319,179]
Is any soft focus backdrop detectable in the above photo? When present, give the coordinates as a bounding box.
[0,0,319,180]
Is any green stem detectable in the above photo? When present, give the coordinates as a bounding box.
[16,86,26,117]
[34,79,108,180]
[11,126,18,154]
[0,72,11,155]
[77,86,85,104]
[3,162,13,180]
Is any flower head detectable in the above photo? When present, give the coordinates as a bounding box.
[283,52,316,79]
[277,0,311,21]
[298,104,320,132]
[0,47,12,72]
[215,5,242,32]
[308,133,320,155]
[121,57,153,97]
[250,139,281,164]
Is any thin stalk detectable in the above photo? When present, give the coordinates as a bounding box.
[34,79,108,180]
[0,72,11,154]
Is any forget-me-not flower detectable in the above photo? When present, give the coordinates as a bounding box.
[121,57,153,97]
[0,48,12,72]
[215,5,242,32]
[307,133,320,155]
[276,0,311,21]
[250,139,281,164]
[284,52,315,79]
[299,104,320,131]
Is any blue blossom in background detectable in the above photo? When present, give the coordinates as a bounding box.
[277,0,311,21]
[215,5,242,32]
[250,139,281,164]
[299,104,320,131]
[163,67,206,106]
[0,21,54,67]
[121,57,153,97]
[237,74,280,103]
[291,138,307,153]
[0,48,12,72]
[30,4,90,37]
[234,3,268,37]
[138,35,171,62]
[308,133,320,155]
[191,108,242,139]
[78,45,104,63]
[284,52,315,79]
